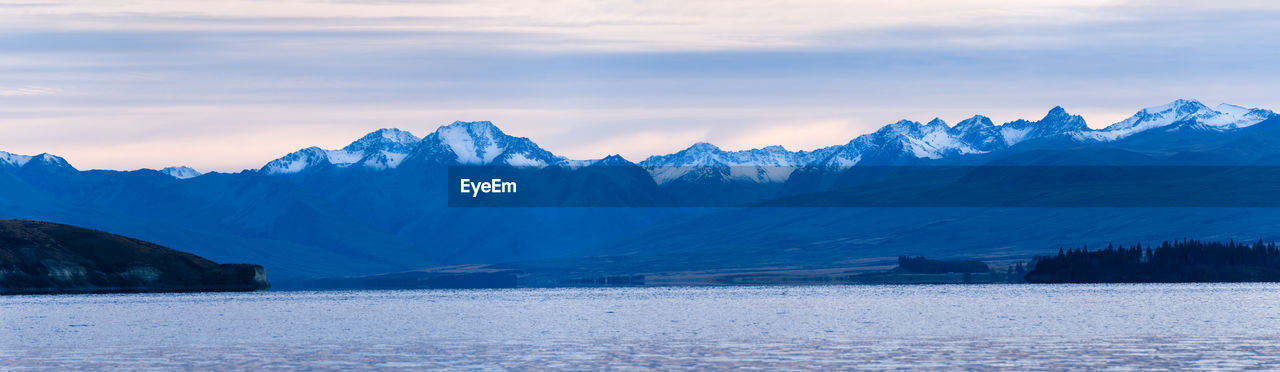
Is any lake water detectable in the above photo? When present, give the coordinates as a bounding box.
[5,284,1280,370]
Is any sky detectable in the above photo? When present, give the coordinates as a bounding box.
[2,0,1280,171]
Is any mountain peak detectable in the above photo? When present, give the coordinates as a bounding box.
[441,121,502,136]
[1044,106,1069,119]
[949,115,1003,151]
[1093,99,1271,140]
[1143,99,1208,115]
[418,120,563,167]
[260,147,331,174]
[593,154,633,166]
[878,120,924,137]
[955,115,993,129]
[683,142,722,153]
[0,150,33,167]
[0,151,70,169]
[638,141,810,184]
[343,128,420,153]
[160,166,202,179]
[890,119,919,127]
[432,121,512,165]
[27,153,74,170]
[996,106,1088,145]
[1039,107,1087,127]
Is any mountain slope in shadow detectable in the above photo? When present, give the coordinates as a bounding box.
[0,220,269,294]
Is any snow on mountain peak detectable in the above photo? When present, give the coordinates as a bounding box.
[433,121,509,165]
[340,128,421,170]
[343,128,420,153]
[160,166,202,179]
[857,117,985,160]
[261,147,329,174]
[954,115,994,130]
[246,100,1274,181]
[1206,103,1276,128]
[29,153,73,169]
[0,151,73,170]
[566,154,635,168]
[259,128,428,174]
[1042,106,1085,125]
[636,100,1268,183]
[1215,102,1247,113]
[642,142,808,167]
[686,142,721,152]
[640,142,811,184]
[952,115,1004,151]
[1041,106,1079,124]
[1087,99,1275,141]
[257,121,565,173]
[999,106,1090,145]
[0,150,33,167]
[884,119,924,134]
[419,121,564,167]
[1119,99,1210,129]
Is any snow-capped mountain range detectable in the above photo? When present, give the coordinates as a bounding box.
[0,151,73,169]
[1077,100,1275,141]
[2,99,1275,184]
[639,99,1275,183]
[260,128,423,174]
[259,121,584,175]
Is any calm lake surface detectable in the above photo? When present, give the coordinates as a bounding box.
[5,284,1280,370]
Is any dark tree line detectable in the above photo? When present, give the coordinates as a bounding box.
[1025,239,1280,283]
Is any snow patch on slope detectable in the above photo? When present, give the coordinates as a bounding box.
[0,151,33,167]
[261,128,422,174]
[160,166,202,179]
[1082,99,1276,141]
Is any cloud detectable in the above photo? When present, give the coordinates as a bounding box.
[6,1,1280,55]
[0,86,59,96]
[0,0,1139,51]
